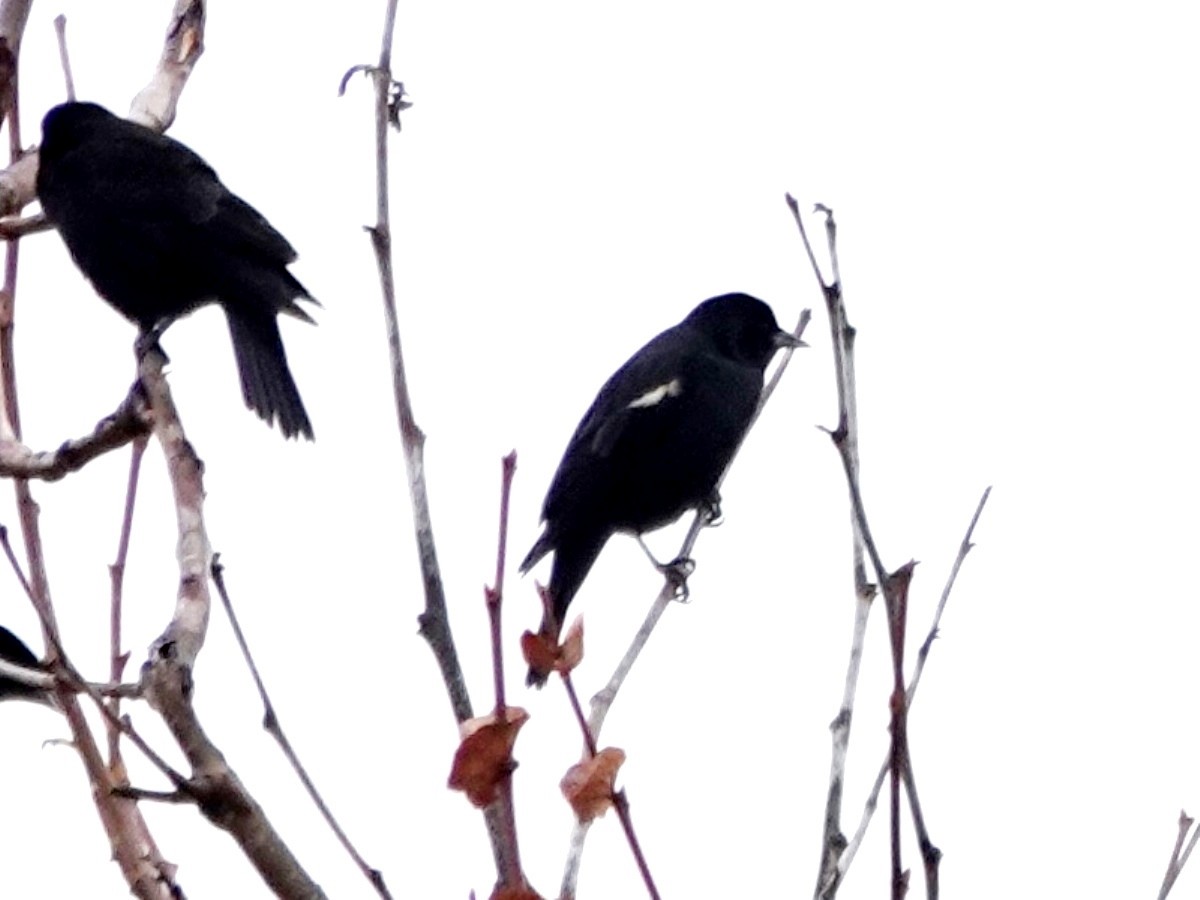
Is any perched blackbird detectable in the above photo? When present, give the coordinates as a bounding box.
[37,101,316,439]
[0,626,50,706]
[520,292,800,685]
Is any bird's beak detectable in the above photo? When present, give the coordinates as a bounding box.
[773,330,806,350]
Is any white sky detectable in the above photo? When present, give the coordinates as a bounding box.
[2,1,1198,898]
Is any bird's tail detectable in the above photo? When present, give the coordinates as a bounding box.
[525,530,608,688]
[226,311,314,440]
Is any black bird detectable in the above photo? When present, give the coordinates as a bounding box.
[0,626,50,706]
[36,101,316,439]
[520,292,800,685]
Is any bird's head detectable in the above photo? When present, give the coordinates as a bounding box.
[687,292,802,369]
[39,101,116,157]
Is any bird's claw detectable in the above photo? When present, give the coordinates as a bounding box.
[659,556,696,602]
[701,495,723,527]
[134,320,171,363]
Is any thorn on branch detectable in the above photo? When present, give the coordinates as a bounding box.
[829,414,849,447]
[338,64,412,130]
[337,64,372,96]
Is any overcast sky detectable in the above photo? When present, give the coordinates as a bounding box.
[2,2,1199,898]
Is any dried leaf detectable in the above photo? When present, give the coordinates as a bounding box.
[520,630,557,683]
[521,616,585,683]
[561,747,626,823]
[489,886,545,900]
[448,708,529,807]
[559,617,584,673]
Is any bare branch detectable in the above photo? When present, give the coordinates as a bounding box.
[0,212,48,240]
[910,487,990,699]
[138,346,211,668]
[141,658,328,899]
[107,436,147,763]
[1157,811,1200,900]
[483,452,530,894]
[489,452,517,714]
[53,15,75,101]
[128,0,206,130]
[0,383,151,478]
[0,7,183,895]
[210,557,394,900]
[786,197,881,900]
[134,342,324,896]
[349,0,513,878]
[835,488,991,882]
[563,672,660,900]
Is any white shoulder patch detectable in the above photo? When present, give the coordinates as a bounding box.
[627,378,682,409]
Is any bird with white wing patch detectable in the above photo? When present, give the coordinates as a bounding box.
[520,292,801,686]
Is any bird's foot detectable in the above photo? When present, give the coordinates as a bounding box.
[637,536,696,600]
[700,494,724,527]
[658,556,696,602]
[134,320,172,364]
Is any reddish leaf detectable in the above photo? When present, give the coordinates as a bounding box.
[559,617,584,673]
[521,630,558,683]
[521,617,585,683]
[561,747,626,823]
[489,886,545,900]
[448,708,529,808]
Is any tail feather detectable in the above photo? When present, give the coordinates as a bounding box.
[226,311,313,440]
[519,532,552,574]
[525,530,609,688]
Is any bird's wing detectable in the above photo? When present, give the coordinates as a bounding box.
[130,129,299,266]
[580,326,690,458]
[50,120,298,266]
[208,192,300,267]
[84,124,227,222]
[540,324,691,520]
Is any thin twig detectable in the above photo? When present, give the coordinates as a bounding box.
[0,523,190,790]
[787,197,878,900]
[1157,811,1200,900]
[489,452,517,714]
[800,199,949,898]
[359,0,475,720]
[899,744,939,900]
[881,564,916,900]
[611,790,660,900]
[835,488,991,883]
[563,674,597,757]
[910,487,991,697]
[809,203,932,899]
[347,0,511,877]
[564,672,660,900]
[107,435,146,764]
[483,452,527,892]
[0,507,182,897]
[53,14,75,101]
[210,557,392,900]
